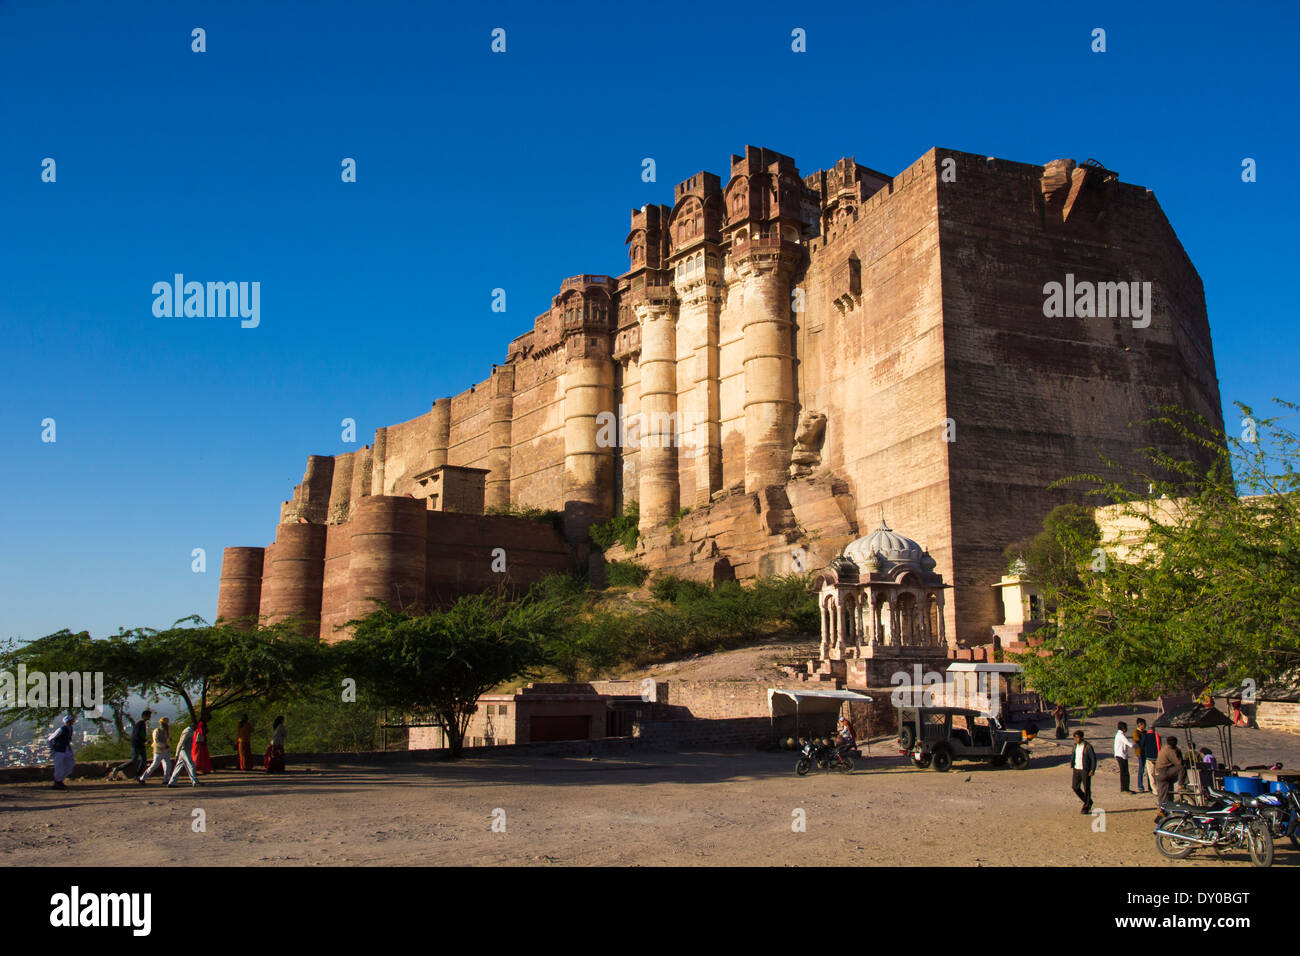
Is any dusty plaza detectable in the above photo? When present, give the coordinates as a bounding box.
[4,709,1299,868]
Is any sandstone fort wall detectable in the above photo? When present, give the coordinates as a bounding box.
[221,144,1223,648]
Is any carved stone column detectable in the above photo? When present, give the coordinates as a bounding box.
[636,300,679,532]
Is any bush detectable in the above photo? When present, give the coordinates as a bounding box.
[485,504,564,534]
[543,572,822,677]
[606,560,650,588]
[589,501,640,552]
[529,572,589,602]
[648,574,712,604]
[545,611,635,681]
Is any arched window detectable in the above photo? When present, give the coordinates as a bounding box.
[898,593,918,645]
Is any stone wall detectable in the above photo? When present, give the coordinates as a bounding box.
[1256,701,1300,735]
[223,498,572,642]
[661,680,771,719]
[934,150,1222,642]
[798,152,954,637]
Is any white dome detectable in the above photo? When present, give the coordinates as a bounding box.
[843,519,923,567]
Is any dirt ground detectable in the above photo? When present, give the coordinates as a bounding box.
[4,710,1298,867]
[616,636,818,682]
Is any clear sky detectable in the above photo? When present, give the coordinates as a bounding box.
[1,0,1296,642]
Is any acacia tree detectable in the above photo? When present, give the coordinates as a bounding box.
[1011,400,1300,712]
[0,629,137,739]
[340,593,559,757]
[129,616,327,725]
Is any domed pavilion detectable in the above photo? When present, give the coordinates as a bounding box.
[817,516,950,661]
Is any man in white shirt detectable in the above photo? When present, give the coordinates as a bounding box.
[1071,729,1097,813]
[167,723,202,787]
[1113,721,1135,793]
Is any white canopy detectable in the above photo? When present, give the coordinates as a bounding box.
[767,688,873,719]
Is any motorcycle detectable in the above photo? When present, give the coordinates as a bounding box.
[1252,782,1300,848]
[795,737,855,775]
[1154,787,1275,867]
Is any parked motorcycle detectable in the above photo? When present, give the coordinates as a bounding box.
[795,737,855,775]
[1253,783,1300,848]
[1154,789,1275,867]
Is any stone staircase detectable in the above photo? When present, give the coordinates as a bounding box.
[779,657,845,686]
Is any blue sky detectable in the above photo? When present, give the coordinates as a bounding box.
[1,0,1296,641]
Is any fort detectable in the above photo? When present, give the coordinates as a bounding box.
[217,144,1222,647]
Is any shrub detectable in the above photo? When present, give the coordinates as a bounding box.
[648,574,712,604]
[530,572,589,602]
[485,504,564,533]
[605,560,650,588]
[589,501,640,552]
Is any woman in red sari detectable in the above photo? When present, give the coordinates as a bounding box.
[191,710,213,774]
[265,715,287,773]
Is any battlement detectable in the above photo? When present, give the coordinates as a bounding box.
[673,170,722,202]
[729,145,797,178]
[559,274,616,292]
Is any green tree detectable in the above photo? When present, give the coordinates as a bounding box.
[1011,400,1300,712]
[0,629,136,740]
[129,616,326,725]
[340,594,558,757]
[1003,503,1100,594]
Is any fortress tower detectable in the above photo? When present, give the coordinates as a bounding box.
[218,144,1223,647]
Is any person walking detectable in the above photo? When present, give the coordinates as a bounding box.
[1053,702,1069,739]
[1070,729,1097,813]
[167,722,202,787]
[110,709,151,781]
[138,717,172,783]
[1153,734,1187,819]
[265,715,287,773]
[1113,721,1135,793]
[48,714,77,790]
[235,715,254,771]
[192,711,213,774]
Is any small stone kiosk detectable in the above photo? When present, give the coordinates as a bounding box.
[810,518,954,732]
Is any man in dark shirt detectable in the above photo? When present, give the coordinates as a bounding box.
[110,709,151,781]
[1070,729,1097,813]
[1134,718,1155,793]
[1154,735,1188,816]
